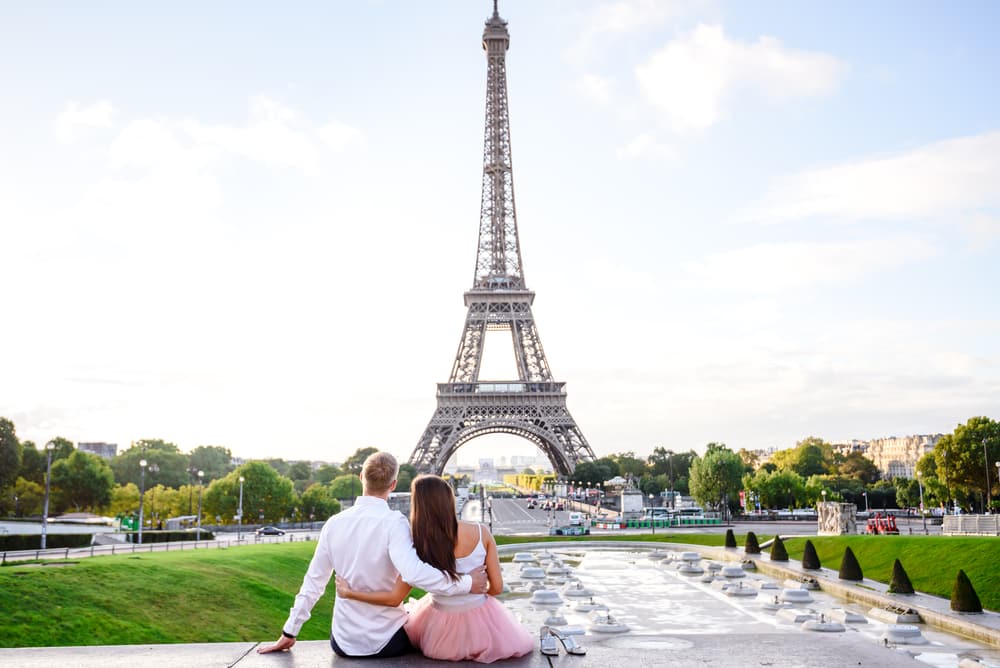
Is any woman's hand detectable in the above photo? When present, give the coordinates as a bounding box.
[335,575,356,600]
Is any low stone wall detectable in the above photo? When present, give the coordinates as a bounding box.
[943,515,1000,536]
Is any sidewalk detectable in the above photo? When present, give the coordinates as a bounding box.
[0,631,931,668]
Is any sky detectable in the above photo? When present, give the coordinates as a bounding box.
[1,1,998,468]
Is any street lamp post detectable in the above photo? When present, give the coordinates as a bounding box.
[238,475,245,542]
[148,464,159,529]
[862,491,869,513]
[196,470,204,541]
[984,438,992,515]
[649,494,655,534]
[917,471,927,535]
[41,441,56,550]
[138,459,148,545]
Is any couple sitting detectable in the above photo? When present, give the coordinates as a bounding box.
[259,451,534,663]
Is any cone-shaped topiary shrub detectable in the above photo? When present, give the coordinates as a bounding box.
[769,535,789,561]
[951,569,983,613]
[725,528,737,548]
[888,559,914,595]
[838,546,863,581]
[744,531,761,554]
[801,539,821,570]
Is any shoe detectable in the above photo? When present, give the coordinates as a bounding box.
[539,626,559,656]
[549,627,586,655]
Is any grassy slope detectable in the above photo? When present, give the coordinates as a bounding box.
[781,535,1000,609]
[1,543,334,647]
[2,533,997,648]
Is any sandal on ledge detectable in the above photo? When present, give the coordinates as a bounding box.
[539,626,559,656]
[550,627,586,656]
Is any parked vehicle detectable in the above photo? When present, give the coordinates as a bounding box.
[256,525,285,536]
[568,512,584,526]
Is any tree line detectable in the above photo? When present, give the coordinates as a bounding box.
[547,416,999,516]
[0,421,420,526]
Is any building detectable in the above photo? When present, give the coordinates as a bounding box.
[77,442,117,459]
[864,434,942,479]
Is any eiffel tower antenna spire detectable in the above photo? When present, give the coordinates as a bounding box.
[409,4,595,478]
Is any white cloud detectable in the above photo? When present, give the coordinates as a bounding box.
[574,73,614,104]
[318,118,366,151]
[683,237,937,293]
[580,0,689,41]
[179,96,323,172]
[636,24,844,132]
[617,132,675,160]
[743,131,1000,226]
[55,100,115,142]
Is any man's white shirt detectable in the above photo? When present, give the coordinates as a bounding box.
[281,495,472,656]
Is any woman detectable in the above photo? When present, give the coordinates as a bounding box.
[335,475,534,663]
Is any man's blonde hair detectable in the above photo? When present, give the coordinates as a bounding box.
[361,451,398,494]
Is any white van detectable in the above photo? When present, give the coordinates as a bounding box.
[568,512,584,526]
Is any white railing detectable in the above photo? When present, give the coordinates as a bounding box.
[0,532,315,565]
[942,514,1000,536]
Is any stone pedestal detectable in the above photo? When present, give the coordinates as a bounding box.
[817,502,857,535]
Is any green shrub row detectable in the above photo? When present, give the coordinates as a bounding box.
[0,533,92,551]
[125,530,215,544]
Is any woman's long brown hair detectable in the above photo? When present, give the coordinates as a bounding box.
[410,474,459,581]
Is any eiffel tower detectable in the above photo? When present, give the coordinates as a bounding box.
[409,2,596,478]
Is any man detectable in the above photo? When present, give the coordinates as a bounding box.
[259,451,488,658]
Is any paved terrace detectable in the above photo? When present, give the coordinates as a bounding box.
[3,540,999,667]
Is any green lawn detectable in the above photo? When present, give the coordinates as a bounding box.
[1,542,334,648]
[780,534,1000,610]
[1,533,997,648]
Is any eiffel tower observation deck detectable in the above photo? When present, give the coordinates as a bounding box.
[409,2,596,477]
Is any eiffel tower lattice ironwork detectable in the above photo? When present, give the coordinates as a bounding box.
[409,3,596,478]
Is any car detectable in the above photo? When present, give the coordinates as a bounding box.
[555,501,565,511]
[549,525,590,536]
[568,512,584,526]
[527,499,537,509]
[256,525,285,536]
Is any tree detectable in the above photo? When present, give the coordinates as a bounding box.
[934,416,1000,512]
[888,559,914,595]
[328,474,362,500]
[111,440,189,488]
[951,569,982,613]
[742,469,806,509]
[11,477,44,516]
[737,448,760,471]
[201,462,295,525]
[838,451,880,484]
[288,461,313,482]
[838,546,863,581]
[801,540,821,570]
[572,460,613,486]
[342,447,379,475]
[188,445,233,482]
[108,483,140,517]
[647,448,696,495]
[17,441,45,484]
[607,452,646,478]
[0,417,22,491]
[689,445,744,514]
[263,459,290,476]
[50,450,114,513]
[299,483,342,522]
[315,463,344,484]
[396,464,418,493]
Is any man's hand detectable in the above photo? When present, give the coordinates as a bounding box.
[257,634,296,654]
[469,565,489,594]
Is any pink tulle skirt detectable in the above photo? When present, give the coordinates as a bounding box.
[405,596,534,663]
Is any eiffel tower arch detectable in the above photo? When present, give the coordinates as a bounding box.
[409,3,596,478]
